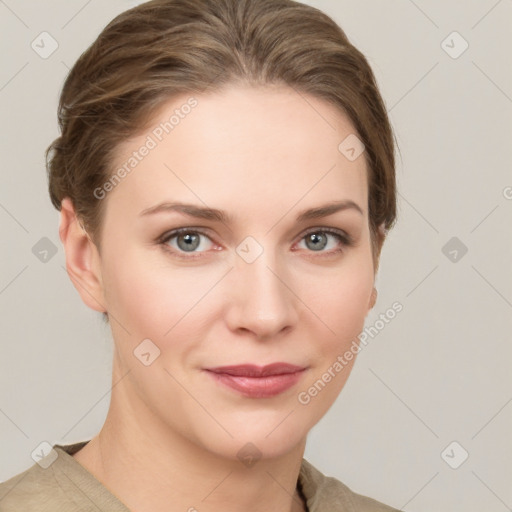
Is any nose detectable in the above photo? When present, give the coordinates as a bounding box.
[224,247,299,340]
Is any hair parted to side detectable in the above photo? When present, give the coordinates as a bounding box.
[47,0,397,270]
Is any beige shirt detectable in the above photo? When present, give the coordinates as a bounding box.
[0,441,402,511]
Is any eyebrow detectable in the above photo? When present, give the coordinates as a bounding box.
[139,200,364,223]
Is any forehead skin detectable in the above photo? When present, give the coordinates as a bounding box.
[102,84,368,250]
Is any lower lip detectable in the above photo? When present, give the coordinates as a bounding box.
[205,370,305,398]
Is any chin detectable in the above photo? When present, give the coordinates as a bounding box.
[192,420,309,464]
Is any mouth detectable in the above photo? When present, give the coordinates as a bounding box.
[203,363,307,398]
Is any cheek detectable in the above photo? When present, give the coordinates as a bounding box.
[295,262,373,413]
[104,257,162,331]
[102,246,218,339]
[309,256,374,355]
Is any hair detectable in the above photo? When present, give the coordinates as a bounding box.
[47,0,398,287]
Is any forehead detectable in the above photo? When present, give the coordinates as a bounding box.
[106,84,368,224]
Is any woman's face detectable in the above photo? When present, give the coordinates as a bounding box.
[88,84,376,460]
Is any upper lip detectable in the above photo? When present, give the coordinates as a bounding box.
[205,363,306,377]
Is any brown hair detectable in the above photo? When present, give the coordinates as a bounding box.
[47,0,397,270]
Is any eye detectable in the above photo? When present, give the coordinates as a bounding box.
[158,226,353,259]
[160,228,216,259]
[294,228,353,256]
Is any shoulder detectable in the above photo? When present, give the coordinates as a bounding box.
[0,442,93,512]
[299,458,403,511]
[0,462,77,512]
[1,441,131,512]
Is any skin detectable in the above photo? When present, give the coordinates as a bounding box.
[59,83,382,512]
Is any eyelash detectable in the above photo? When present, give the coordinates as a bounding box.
[158,227,354,260]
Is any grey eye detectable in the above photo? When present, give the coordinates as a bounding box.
[304,232,329,251]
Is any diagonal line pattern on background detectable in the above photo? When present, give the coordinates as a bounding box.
[472,471,511,510]
[61,369,131,438]
[0,265,28,296]
[398,192,439,233]
[472,394,512,439]
[407,0,439,28]
[0,0,29,28]
[388,62,439,113]
[61,0,94,29]
[369,368,439,438]
[400,472,439,509]
[406,265,438,298]
[0,408,29,439]
[0,202,29,233]
[472,61,512,104]
[471,0,504,30]
[470,205,499,233]
[471,265,512,308]
[0,62,29,92]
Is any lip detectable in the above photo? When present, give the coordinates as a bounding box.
[206,363,306,377]
[204,363,307,398]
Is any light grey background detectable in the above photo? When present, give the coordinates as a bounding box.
[1,1,511,511]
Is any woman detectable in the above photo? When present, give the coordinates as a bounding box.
[0,0,401,510]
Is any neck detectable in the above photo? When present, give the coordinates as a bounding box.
[72,366,308,512]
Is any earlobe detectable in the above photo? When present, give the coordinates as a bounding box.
[59,198,107,313]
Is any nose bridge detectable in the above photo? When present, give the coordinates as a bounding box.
[237,241,289,307]
[226,236,297,336]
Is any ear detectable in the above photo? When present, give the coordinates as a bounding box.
[59,198,107,313]
[368,287,378,310]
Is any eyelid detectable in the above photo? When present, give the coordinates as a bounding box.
[158,226,215,245]
[300,226,353,244]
